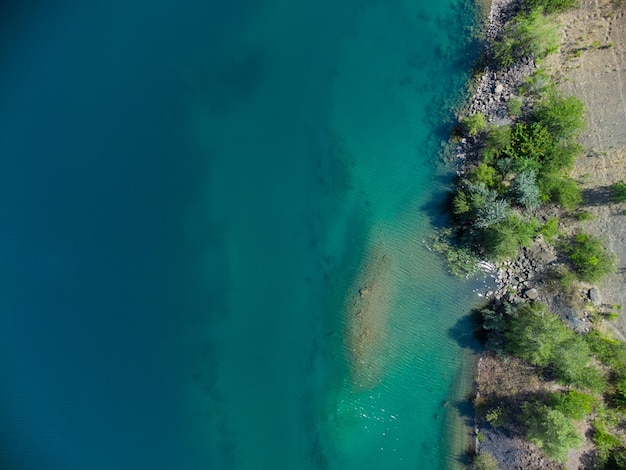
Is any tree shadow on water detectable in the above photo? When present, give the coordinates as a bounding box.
[447,306,486,354]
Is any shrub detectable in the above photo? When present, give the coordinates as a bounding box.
[453,181,508,230]
[541,140,583,173]
[539,176,582,209]
[469,163,499,190]
[523,403,583,463]
[486,406,508,427]
[508,97,523,116]
[520,68,553,96]
[565,232,616,282]
[464,113,487,136]
[494,9,560,66]
[552,337,607,392]
[472,452,500,470]
[593,421,623,465]
[526,0,578,13]
[504,122,554,171]
[577,210,595,221]
[585,329,626,375]
[511,170,540,208]
[483,225,520,260]
[540,217,559,242]
[504,302,606,390]
[612,181,626,203]
[534,93,585,140]
[482,126,512,163]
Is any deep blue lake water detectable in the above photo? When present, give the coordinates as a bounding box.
[0,1,482,468]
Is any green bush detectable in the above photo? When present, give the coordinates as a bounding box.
[482,126,512,163]
[504,122,555,171]
[612,181,626,203]
[523,402,583,463]
[464,113,487,136]
[472,452,500,470]
[553,337,607,392]
[540,217,560,242]
[593,421,623,465]
[541,140,583,174]
[539,176,582,209]
[476,198,510,229]
[585,330,626,363]
[482,215,540,261]
[508,97,523,116]
[577,210,595,221]
[453,181,509,229]
[520,68,553,96]
[526,0,578,13]
[534,93,585,140]
[565,232,616,282]
[612,376,626,409]
[494,9,560,67]
[483,225,519,260]
[486,406,508,427]
[469,163,499,190]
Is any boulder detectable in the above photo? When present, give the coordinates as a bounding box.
[589,288,601,307]
[525,288,539,300]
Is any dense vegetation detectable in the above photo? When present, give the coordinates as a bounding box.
[457,1,626,468]
[479,301,626,465]
[446,83,590,268]
[439,5,618,285]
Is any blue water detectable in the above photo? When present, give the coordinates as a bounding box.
[0,1,482,469]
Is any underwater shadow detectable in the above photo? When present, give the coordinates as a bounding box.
[447,306,485,354]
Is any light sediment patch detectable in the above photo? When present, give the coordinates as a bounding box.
[343,243,395,391]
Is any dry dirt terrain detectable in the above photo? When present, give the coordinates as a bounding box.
[546,0,626,334]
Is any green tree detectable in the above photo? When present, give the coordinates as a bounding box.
[523,403,583,463]
[511,170,540,209]
[549,390,595,420]
[552,336,606,392]
[505,303,573,367]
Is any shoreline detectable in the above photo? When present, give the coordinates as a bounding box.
[446,0,626,467]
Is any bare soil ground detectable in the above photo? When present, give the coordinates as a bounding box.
[545,0,626,335]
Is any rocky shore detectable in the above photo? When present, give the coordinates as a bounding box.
[451,0,626,468]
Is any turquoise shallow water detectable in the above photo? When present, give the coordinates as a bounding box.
[0,1,482,469]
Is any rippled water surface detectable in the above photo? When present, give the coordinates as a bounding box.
[0,1,482,468]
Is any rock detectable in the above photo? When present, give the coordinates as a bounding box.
[589,288,601,306]
[525,288,539,300]
[495,83,504,94]
[359,287,370,297]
